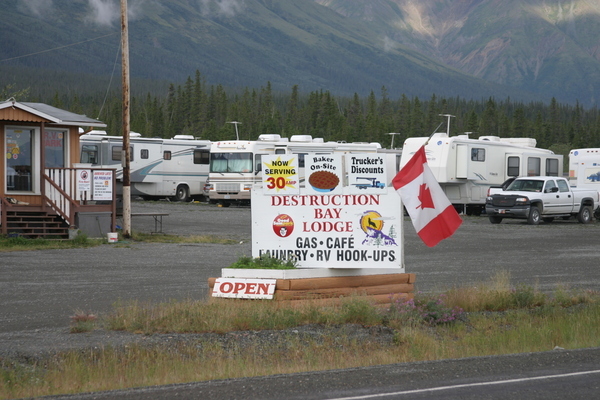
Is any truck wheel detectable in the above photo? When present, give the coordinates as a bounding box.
[577,206,592,224]
[489,216,503,224]
[175,185,190,202]
[527,206,541,225]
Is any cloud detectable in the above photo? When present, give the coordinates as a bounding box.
[20,0,54,17]
[198,0,244,17]
[86,0,119,27]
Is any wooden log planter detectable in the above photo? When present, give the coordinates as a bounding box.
[208,272,416,306]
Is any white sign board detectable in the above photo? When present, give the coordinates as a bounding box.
[346,154,388,194]
[93,170,113,201]
[252,153,403,270]
[77,169,92,192]
[212,278,277,299]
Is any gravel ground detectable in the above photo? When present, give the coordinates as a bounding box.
[3,198,600,366]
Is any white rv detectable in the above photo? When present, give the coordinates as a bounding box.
[206,134,388,206]
[569,148,600,186]
[79,131,211,201]
[568,148,600,219]
[400,131,563,215]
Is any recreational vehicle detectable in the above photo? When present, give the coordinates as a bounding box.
[568,148,600,219]
[206,134,390,206]
[400,130,563,216]
[79,131,211,201]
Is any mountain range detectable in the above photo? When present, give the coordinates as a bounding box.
[1,0,599,106]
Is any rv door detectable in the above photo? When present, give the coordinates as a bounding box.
[456,144,468,179]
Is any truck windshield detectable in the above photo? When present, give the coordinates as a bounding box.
[507,179,544,192]
[210,152,253,173]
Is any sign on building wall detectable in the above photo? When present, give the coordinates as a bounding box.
[252,153,403,270]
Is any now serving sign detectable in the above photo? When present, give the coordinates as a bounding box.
[212,278,277,299]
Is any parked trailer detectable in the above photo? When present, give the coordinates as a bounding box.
[400,129,563,216]
[568,148,600,219]
[79,131,211,202]
[206,134,393,206]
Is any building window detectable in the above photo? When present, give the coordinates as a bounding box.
[44,129,67,168]
[5,127,34,192]
[471,148,485,161]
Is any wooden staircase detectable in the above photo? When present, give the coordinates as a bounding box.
[4,210,70,239]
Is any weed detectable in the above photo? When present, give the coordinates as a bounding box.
[388,294,464,326]
[229,254,297,269]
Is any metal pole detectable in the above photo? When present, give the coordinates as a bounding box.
[228,121,241,140]
[121,0,131,237]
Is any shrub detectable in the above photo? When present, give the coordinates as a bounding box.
[228,255,297,269]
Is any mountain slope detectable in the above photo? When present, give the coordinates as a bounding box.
[316,0,600,105]
[0,0,596,105]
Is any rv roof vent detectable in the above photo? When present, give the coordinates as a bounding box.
[290,135,313,142]
[479,136,500,141]
[258,134,282,141]
[312,137,324,143]
[130,131,142,137]
[87,130,108,136]
[173,134,195,140]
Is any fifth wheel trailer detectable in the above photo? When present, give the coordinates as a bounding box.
[400,132,563,215]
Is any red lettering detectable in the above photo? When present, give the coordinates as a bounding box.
[220,282,233,293]
[257,283,270,295]
[271,196,282,206]
[234,282,245,293]
[244,283,257,294]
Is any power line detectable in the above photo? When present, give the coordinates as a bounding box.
[0,32,118,63]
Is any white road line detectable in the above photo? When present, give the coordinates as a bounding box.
[327,369,600,400]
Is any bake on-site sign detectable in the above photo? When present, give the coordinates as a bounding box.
[252,153,403,270]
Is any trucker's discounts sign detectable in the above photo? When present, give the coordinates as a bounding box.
[252,153,403,269]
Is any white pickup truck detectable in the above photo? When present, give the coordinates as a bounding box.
[485,176,598,225]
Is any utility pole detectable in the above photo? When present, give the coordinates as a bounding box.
[121,0,131,237]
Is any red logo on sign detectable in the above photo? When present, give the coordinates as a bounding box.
[273,214,294,237]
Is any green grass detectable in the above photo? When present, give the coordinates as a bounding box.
[1,273,599,399]
[0,231,237,251]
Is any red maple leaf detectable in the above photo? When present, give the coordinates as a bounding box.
[417,183,435,209]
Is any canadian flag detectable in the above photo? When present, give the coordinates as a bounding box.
[392,146,462,247]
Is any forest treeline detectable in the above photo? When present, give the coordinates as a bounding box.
[29,70,600,155]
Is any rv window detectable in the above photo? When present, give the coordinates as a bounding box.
[275,148,286,154]
[81,145,98,164]
[141,149,149,159]
[163,151,172,160]
[471,148,485,162]
[210,152,253,173]
[507,156,520,176]
[546,158,559,176]
[255,154,263,172]
[527,157,541,176]
[194,149,209,165]
[111,146,134,162]
[297,153,307,168]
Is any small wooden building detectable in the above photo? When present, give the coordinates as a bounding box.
[0,99,116,238]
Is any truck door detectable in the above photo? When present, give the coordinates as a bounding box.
[544,179,572,214]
